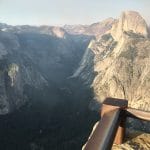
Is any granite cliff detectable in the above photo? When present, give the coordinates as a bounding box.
[74,11,150,112]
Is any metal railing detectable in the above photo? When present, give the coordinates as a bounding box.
[83,98,150,150]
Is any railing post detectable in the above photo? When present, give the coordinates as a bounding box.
[101,98,128,144]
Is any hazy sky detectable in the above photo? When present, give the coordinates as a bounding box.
[0,0,150,26]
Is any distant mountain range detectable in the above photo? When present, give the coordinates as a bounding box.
[64,17,115,37]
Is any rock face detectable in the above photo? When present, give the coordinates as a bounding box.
[74,11,150,111]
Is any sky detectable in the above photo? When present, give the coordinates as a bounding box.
[0,0,150,26]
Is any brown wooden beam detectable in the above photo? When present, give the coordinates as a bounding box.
[126,108,150,121]
[101,98,128,145]
[83,109,121,150]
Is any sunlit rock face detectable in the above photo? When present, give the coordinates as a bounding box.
[92,11,150,111]
[111,11,149,41]
[74,11,150,111]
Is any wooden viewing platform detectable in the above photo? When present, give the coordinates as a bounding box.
[83,98,150,150]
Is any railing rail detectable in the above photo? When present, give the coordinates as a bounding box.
[126,108,150,121]
[83,109,121,150]
[83,98,150,150]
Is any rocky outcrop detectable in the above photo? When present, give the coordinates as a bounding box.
[93,11,150,111]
